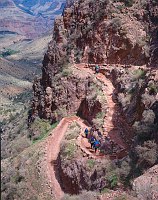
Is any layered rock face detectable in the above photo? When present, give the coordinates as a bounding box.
[0,0,65,38]
[32,0,158,122]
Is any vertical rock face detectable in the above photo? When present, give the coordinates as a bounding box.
[32,0,157,122]
[148,1,158,68]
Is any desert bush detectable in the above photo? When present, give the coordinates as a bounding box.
[62,67,72,77]
[142,109,155,125]
[118,0,134,7]
[31,118,58,143]
[109,18,122,32]
[56,107,68,119]
[86,159,96,169]
[135,140,157,170]
[92,112,105,128]
[117,159,131,185]
[148,82,158,95]
[131,69,146,81]
[100,187,111,194]
[61,140,77,159]
[12,171,24,184]
[107,173,118,189]
[13,90,32,103]
[114,195,128,200]
[1,49,19,57]
[65,122,81,140]
[133,109,156,140]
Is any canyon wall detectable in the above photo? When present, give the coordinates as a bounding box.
[32,0,158,122]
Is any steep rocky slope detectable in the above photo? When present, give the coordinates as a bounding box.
[32,0,158,124]
[1,0,158,200]
[30,0,158,198]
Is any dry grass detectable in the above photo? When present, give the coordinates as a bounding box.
[1,140,55,200]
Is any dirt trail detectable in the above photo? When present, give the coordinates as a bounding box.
[45,63,128,199]
[46,116,89,199]
[75,63,127,149]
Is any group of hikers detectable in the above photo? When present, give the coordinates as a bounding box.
[84,125,120,155]
[84,126,102,153]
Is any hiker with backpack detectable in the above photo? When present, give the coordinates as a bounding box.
[89,135,96,149]
[84,127,89,138]
[93,139,101,153]
[95,65,100,74]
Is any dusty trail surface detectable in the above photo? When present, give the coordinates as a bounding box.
[75,63,127,149]
[45,63,129,199]
[46,116,88,199]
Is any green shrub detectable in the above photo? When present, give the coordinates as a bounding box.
[92,112,105,128]
[56,107,68,119]
[131,69,146,81]
[118,0,134,7]
[148,83,158,95]
[87,159,96,169]
[32,119,58,143]
[65,122,81,140]
[114,195,128,200]
[12,171,24,184]
[2,49,19,57]
[107,173,118,189]
[61,141,77,159]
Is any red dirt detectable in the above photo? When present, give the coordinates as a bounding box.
[45,63,129,199]
[75,63,127,149]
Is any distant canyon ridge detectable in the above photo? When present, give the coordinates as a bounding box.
[0,0,65,38]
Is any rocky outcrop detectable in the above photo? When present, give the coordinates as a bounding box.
[32,0,156,121]
[33,67,107,124]
[58,156,108,194]
[133,165,158,200]
[111,65,158,127]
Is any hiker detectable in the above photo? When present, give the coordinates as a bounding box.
[95,65,100,74]
[89,136,96,149]
[97,130,102,138]
[90,125,96,134]
[84,128,89,138]
[93,140,101,153]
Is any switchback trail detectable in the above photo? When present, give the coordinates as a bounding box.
[75,63,127,150]
[45,63,129,199]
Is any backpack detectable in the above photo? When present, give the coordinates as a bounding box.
[90,136,95,143]
[94,140,100,148]
[85,128,88,134]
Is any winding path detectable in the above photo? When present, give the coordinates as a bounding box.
[46,116,89,199]
[75,63,127,149]
[45,63,129,199]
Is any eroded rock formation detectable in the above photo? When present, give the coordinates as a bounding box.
[32,0,158,122]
